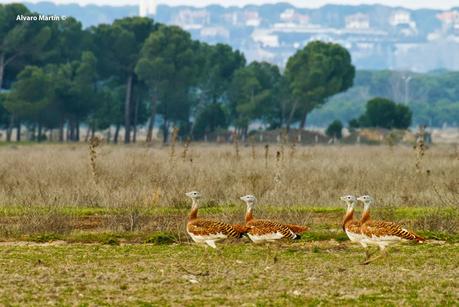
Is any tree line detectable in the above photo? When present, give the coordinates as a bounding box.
[0,3,356,143]
[309,70,459,128]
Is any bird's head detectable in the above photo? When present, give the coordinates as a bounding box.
[185,191,201,200]
[240,194,257,209]
[340,195,356,210]
[357,195,373,205]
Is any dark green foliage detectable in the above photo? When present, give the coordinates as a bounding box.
[103,237,120,245]
[0,4,53,89]
[144,232,176,245]
[284,41,355,129]
[228,61,282,137]
[3,66,51,119]
[326,120,343,139]
[136,25,199,142]
[352,97,412,129]
[193,103,228,139]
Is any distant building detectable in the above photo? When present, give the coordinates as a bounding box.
[223,12,239,26]
[390,10,416,28]
[389,10,416,36]
[345,13,370,30]
[173,9,210,30]
[437,10,459,33]
[279,9,309,25]
[200,27,230,39]
[139,0,156,17]
[244,11,261,27]
[252,30,279,47]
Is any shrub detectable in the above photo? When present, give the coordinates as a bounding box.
[350,97,412,129]
[144,231,176,245]
[326,120,343,139]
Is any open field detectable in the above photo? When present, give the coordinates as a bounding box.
[0,143,457,304]
[0,242,458,305]
[0,143,457,239]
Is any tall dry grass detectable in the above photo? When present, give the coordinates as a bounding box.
[0,143,457,208]
[0,142,458,236]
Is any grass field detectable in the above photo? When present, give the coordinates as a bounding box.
[1,241,458,305]
[0,143,457,305]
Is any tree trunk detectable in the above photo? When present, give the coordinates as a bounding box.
[85,125,91,142]
[0,53,4,90]
[6,114,14,142]
[133,95,139,143]
[106,128,111,144]
[38,122,42,142]
[162,119,169,144]
[76,120,80,141]
[16,121,21,142]
[69,120,74,141]
[300,110,308,130]
[59,118,64,142]
[286,100,299,132]
[124,74,133,144]
[146,92,158,143]
[114,123,120,144]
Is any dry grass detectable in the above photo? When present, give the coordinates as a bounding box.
[0,143,457,237]
[0,143,456,207]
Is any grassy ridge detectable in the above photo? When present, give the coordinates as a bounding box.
[0,205,457,243]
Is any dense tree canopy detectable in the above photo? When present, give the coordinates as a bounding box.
[285,41,355,130]
[2,3,451,145]
[350,97,412,129]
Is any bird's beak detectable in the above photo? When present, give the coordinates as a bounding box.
[356,197,364,202]
[340,196,346,201]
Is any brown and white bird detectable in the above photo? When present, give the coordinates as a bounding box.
[240,194,308,243]
[186,191,248,249]
[340,195,367,250]
[356,195,425,264]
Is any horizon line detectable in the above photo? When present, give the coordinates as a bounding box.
[8,0,459,11]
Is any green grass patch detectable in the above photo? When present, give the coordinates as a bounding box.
[27,232,63,243]
[144,231,177,245]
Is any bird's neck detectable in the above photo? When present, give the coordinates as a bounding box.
[245,206,254,223]
[360,203,371,224]
[189,199,198,221]
[342,207,354,230]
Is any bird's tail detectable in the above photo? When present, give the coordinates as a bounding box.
[286,224,309,234]
[401,228,425,243]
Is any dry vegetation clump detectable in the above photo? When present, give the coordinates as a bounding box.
[0,143,457,236]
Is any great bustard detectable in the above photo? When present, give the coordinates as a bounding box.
[356,195,425,264]
[340,195,371,261]
[186,191,248,249]
[239,195,308,243]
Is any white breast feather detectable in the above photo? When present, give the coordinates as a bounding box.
[248,232,284,243]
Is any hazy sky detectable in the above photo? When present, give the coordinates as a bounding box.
[1,0,458,10]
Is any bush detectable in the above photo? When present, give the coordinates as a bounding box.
[350,97,412,129]
[144,231,176,245]
[326,120,343,139]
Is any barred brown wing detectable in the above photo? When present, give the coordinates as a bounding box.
[362,220,423,242]
[247,219,296,239]
[188,219,245,238]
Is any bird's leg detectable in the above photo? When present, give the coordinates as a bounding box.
[362,248,388,265]
[364,246,377,260]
